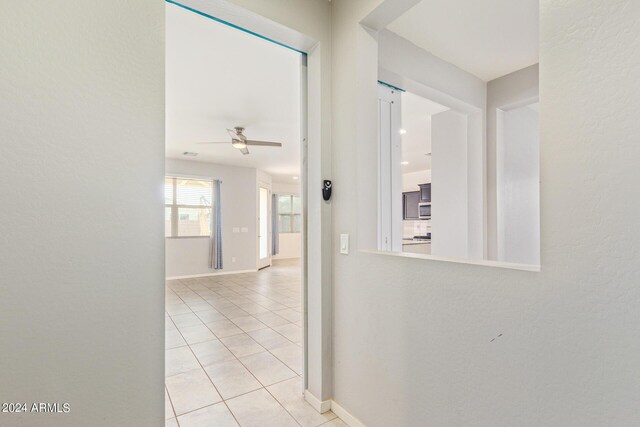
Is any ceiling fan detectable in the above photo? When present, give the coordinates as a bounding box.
[197,126,283,155]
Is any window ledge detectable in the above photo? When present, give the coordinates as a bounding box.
[360,249,540,272]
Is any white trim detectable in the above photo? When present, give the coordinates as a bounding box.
[273,256,302,260]
[303,392,366,426]
[166,269,257,280]
[330,400,366,427]
[304,390,331,413]
[360,249,540,272]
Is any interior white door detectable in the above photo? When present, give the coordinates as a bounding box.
[258,186,271,269]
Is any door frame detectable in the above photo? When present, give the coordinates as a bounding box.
[166,0,331,405]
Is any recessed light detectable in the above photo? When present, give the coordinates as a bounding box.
[292,176,299,180]
[401,161,409,165]
[182,151,198,157]
[399,129,407,135]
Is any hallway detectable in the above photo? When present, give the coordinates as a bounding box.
[164,260,341,426]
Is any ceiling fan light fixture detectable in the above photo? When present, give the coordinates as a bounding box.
[232,139,247,149]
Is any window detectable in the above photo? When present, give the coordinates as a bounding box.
[278,195,301,233]
[165,176,213,237]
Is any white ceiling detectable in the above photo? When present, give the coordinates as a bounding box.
[401,91,449,174]
[387,0,539,82]
[166,3,301,183]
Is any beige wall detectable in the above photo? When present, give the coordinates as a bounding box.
[3,1,640,426]
[331,0,640,426]
[0,1,165,425]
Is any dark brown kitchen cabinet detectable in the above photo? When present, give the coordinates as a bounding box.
[403,191,420,220]
[419,183,431,203]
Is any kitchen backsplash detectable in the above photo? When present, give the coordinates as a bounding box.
[403,219,431,238]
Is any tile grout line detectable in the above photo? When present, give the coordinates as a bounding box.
[170,280,303,367]
[164,384,179,426]
[170,280,302,424]
[164,374,306,421]
[174,287,298,390]
[168,289,245,426]
[166,262,316,426]
[166,312,238,425]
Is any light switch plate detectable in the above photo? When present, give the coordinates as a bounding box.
[232,227,240,233]
[241,227,248,233]
[340,234,349,254]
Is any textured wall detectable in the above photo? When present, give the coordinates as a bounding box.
[0,1,165,425]
[332,0,640,425]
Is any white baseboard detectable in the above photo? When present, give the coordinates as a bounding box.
[166,269,257,280]
[304,390,331,413]
[330,400,366,427]
[303,391,366,426]
[273,256,302,260]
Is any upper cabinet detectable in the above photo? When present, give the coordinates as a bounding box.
[403,191,420,220]
[419,183,431,203]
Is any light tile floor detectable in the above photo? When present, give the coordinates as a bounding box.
[165,259,340,427]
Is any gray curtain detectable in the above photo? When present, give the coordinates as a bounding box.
[209,180,222,269]
[272,193,279,256]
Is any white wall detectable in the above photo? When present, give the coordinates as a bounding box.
[486,64,539,260]
[166,159,258,277]
[431,110,469,259]
[272,181,301,194]
[402,169,430,192]
[0,1,165,425]
[332,0,640,426]
[497,105,540,265]
[275,233,302,259]
[378,29,486,110]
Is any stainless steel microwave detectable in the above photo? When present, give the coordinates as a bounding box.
[418,203,431,219]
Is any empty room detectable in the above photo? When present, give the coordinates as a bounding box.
[2,0,640,426]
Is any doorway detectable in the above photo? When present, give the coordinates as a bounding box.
[163,1,324,425]
[258,186,271,269]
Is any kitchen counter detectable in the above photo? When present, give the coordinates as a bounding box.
[402,238,431,255]
[402,238,431,246]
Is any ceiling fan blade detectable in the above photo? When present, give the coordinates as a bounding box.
[240,147,250,155]
[227,128,247,142]
[245,140,282,147]
[195,141,229,145]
